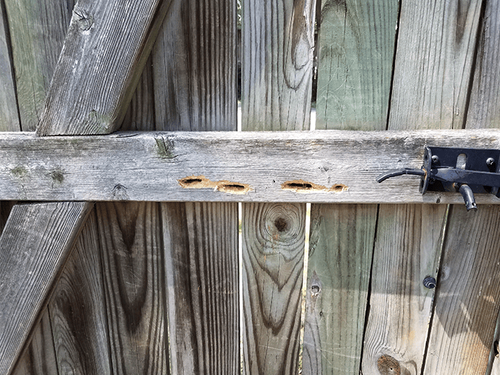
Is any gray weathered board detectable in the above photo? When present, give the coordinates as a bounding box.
[0,130,500,203]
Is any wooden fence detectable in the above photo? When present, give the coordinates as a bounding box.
[1,0,500,374]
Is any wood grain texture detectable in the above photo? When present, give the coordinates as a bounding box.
[153,0,237,131]
[468,0,500,129]
[241,2,314,372]
[3,0,74,130]
[302,204,377,375]
[361,204,447,375]
[153,1,239,373]
[48,210,111,375]
[11,308,58,375]
[1,130,500,203]
[96,202,168,375]
[423,3,500,372]
[242,203,306,374]
[0,201,92,375]
[315,0,398,130]
[36,0,174,135]
[304,2,397,372]
[361,1,485,373]
[0,0,20,131]
[241,0,316,131]
[388,0,483,129]
[120,55,156,132]
[161,202,239,374]
[423,206,500,375]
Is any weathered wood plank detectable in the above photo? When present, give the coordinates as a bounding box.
[96,202,168,374]
[388,0,483,130]
[241,0,316,131]
[303,1,397,373]
[423,2,500,373]
[161,202,239,374]
[48,210,111,375]
[303,204,377,375]
[153,0,239,373]
[0,130,500,203]
[153,0,237,131]
[37,0,174,135]
[468,0,500,129]
[361,204,447,374]
[3,0,74,131]
[423,206,500,375]
[0,0,20,131]
[361,1,484,373]
[315,0,398,131]
[11,308,58,375]
[241,1,314,372]
[242,203,306,374]
[0,201,92,375]
[120,55,156,132]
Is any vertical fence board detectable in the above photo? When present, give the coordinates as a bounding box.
[11,309,58,375]
[388,0,482,130]
[362,204,447,375]
[423,3,500,373]
[304,1,397,374]
[241,0,315,131]
[153,0,237,130]
[315,0,397,131]
[468,0,500,129]
[48,211,111,375]
[362,1,483,374]
[0,0,20,131]
[241,0,315,373]
[3,0,74,130]
[120,55,156,132]
[423,207,500,375]
[152,0,238,373]
[161,202,239,374]
[96,202,168,375]
[242,203,306,374]
[303,205,377,375]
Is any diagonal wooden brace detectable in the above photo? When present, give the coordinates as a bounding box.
[0,202,93,374]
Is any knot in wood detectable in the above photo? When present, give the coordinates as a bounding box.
[377,355,401,375]
[274,217,288,232]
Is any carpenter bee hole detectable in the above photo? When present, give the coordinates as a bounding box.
[286,182,313,190]
[332,184,345,192]
[217,182,249,194]
[178,176,208,188]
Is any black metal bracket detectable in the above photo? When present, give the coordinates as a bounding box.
[377,146,500,211]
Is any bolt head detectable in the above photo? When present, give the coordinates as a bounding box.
[431,155,439,163]
[486,157,495,166]
[423,276,436,289]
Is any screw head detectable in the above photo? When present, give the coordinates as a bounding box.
[486,157,495,167]
[423,276,436,289]
[431,155,439,163]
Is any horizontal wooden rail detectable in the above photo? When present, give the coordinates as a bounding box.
[1,130,500,204]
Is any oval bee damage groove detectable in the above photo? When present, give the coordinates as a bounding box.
[281,179,348,193]
[178,175,252,195]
